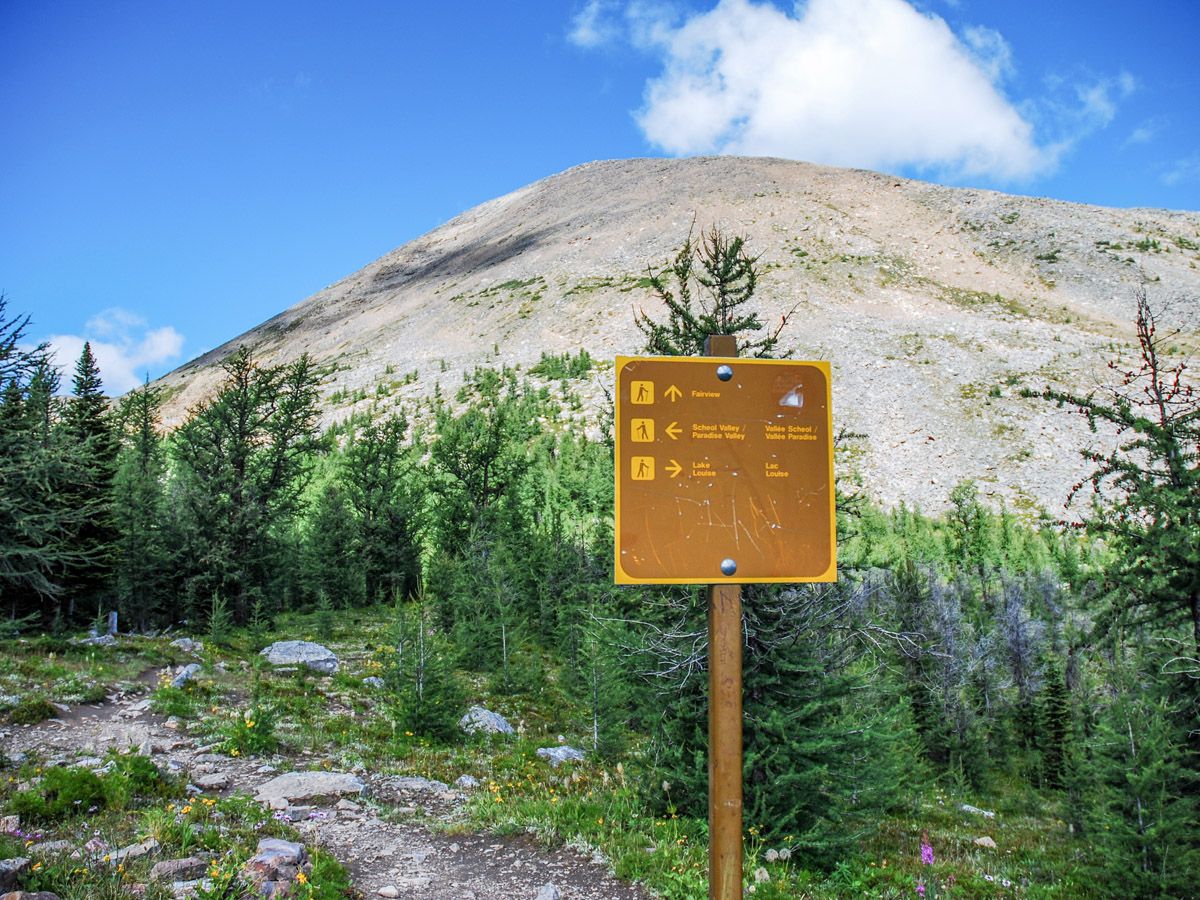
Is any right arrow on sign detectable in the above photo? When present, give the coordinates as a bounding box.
[666,459,683,478]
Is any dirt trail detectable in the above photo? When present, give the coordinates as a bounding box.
[1,682,650,900]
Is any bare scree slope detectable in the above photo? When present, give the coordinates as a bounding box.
[156,157,1200,513]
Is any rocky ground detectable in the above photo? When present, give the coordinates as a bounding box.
[1,673,648,899]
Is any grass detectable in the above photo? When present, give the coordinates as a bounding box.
[1,608,1099,898]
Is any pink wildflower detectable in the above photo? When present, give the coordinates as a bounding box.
[920,830,935,866]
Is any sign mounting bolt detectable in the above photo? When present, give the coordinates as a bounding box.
[716,364,733,382]
[720,558,738,576]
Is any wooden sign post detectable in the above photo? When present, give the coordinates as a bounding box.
[614,339,836,900]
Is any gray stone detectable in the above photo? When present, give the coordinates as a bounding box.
[254,771,364,804]
[454,774,480,790]
[959,803,996,819]
[973,835,998,849]
[0,815,17,833]
[536,884,561,900]
[28,841,72,856]
[362,676,385,689]
[170,638,203,654]
[244,838,307,885]
[171,664,202,688]
[536,746,585,767]
[385,775,448,794]
[0,859,30,891]
[0,891,63,900]
[259,641,338,675]
[150,856,207,882]
[194,773,231,791]
[110,838,159,863]
[458,705,514,736]
[76,634,116,647]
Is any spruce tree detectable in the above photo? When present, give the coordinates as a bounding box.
[58,342,119,618]
[112,381,173,629]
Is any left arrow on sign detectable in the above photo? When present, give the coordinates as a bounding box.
[665,421,682,440]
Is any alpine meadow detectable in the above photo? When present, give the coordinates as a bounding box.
[2,156,1198,900]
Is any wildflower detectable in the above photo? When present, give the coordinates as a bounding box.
[777,848,791,861]
[765,849,779,862]
[753,866,769,883]
[917,880,926,897]
[296,872,309,884]
[920,831,935,866]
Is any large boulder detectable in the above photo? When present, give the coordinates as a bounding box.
[253,771,364,805]
[458,705,514,736]
[259,641,338,675]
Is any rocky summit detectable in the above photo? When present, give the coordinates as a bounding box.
[156,156,1200,513]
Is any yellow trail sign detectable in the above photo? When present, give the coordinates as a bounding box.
[614,356,836,585]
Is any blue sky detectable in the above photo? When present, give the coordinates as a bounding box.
[3,0,1197,394]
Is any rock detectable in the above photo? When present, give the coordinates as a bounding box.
[150,857,207,882]
[170,878,213,898]
[259,641,338,675]
[170,638,203,654]
[243,838,307,886]
[536,884,561,900]
[362,676,385,689]
[454,774,480,790]
[164,716,181,730]
[377,888,400,899]
[384,776,448,794]
[0,815,17,833]
[335,799,361,812]
[27,841,71,856]
[171,664,202,688]
[0,858,30,891]
[194,773,231,791]
[458,705,514,736]
[974,835,998,849]
[76,634,116,647]
[0,891,63,899]
[536,746,585,767]
[254,771,364,804]
[111,839,160,863]
[959,803,996,818]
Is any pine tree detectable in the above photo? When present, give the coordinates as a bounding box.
[0,303,91,623]
[58,342,119,618]
[172,348,324,623]
[112,381,173,629]
[634,224,794,357]
[302,481,364,608]
[1025,292,1199,650]
[340,414,421,603]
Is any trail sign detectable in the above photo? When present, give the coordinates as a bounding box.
[614,356,836,585]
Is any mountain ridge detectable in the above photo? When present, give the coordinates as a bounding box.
[157,156,1200,514]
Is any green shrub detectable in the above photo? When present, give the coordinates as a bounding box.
[222,706,278,756]
[10,766,106,823]
[151,685,199,718]
[8,697,57,725]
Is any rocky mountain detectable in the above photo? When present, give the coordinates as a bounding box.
[157,156,1200,514]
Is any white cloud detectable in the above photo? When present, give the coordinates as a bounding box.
[1162,155,1200,188]
[962,25,1013,84]
[631,0,1053,181]
[569,0,622,47]
[45,308,184,396]
[1122,117,1162,149]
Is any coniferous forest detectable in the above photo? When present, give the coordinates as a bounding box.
[1,226,1197,900]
